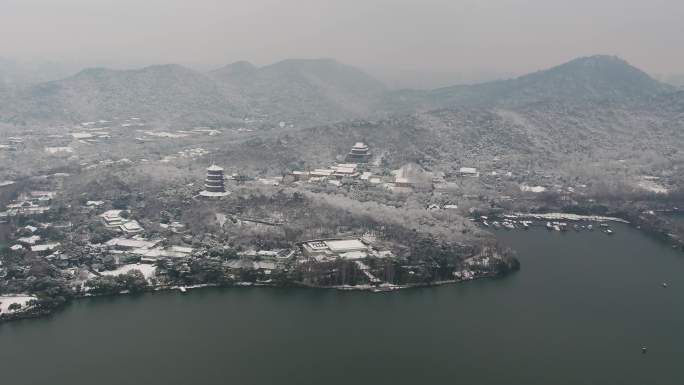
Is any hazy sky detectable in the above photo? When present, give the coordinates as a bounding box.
[1,0,683,75]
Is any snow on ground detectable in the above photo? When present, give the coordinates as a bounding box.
[100,264,157,280]
[637,180,669,194]
[0,295,37,314]
[144,131,188,139]
[520,184,547,193]
[44,146,74,154]
[513,212,629,223]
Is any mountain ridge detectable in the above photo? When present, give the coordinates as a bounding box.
[380,55,675,114]
[0,55,677,126]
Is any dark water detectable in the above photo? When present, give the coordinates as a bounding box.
[667,212,684,226]
[1,224,683,385]
[0,223,11,248]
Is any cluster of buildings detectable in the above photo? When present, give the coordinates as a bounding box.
[292,163,370,183]
[289,142,380,185]
[100,210,144,234]
[0,137,24,152]
[187,142,483,203]
[9,224,62,254]
[0,191,54,219]
[285,142,483,195]
[104,236,194,265]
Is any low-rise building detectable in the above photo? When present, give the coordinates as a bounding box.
[17,235,41,245]
[101,210,126,228]
[458,167,479,177]
[31,243,60,253]
[120,220,144,234]
[301,238,370,260]
[100,210,144,233]
[106,237,160,250]
[310,169,335,178]
[332,163,359,178]
[291,171,309,181]
[394,177,412,188]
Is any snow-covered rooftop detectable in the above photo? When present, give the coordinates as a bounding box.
[325,239,367,253]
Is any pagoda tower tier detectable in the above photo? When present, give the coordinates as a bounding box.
[200,165,230,197]
[345,142,371,163]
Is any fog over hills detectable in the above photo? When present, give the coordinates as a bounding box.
[0,58,387,126]
[0,55,679,127]
[382,56,675,114]
[12,64,237,125]
[0,57,82,86]
[209,58,387,124]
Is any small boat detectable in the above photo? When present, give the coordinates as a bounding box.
[546,222,553,230]
[179,286,187,293]
[553,225,561,232]
[642,346,647,354]
[605,229,614,235]
[587,224,594,231]
[662,282,668,288]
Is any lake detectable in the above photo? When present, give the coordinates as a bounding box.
[1,223,683,385]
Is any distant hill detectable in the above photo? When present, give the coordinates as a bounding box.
[0,57,80,86]
[0,55,678,127]
[0,58,386,126]
[212,57,683,178]
[209,58,387,124]
[381,55,675,113]
[0,64,241,126]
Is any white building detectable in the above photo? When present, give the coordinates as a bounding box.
[458,167,479,177]
[31,243,60,252]
[120,220,144,234]
[17,235,41,245]
[301,238,370,260]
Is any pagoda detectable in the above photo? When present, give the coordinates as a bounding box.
[200,165,230,197]
[345,142,371,163]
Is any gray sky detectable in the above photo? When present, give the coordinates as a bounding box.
[1,0,683,75]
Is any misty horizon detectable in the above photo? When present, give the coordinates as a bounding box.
[2,0,684,88]
[1,53,681,91]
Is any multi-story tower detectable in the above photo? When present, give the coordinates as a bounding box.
[200,165,229,197]
[345,142,371,163]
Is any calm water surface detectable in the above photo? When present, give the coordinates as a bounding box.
[1,223,683,385]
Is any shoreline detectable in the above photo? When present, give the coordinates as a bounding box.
[5,209,679,325]
[509,212,630,223]
[0,271,506,324]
